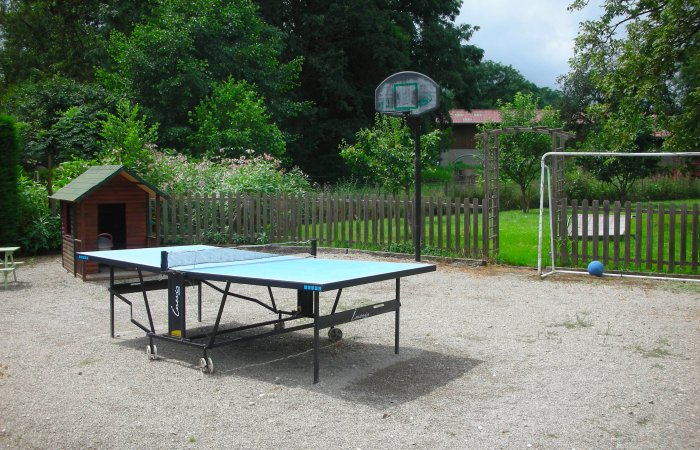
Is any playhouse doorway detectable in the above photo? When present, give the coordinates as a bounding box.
[98,204,126,249]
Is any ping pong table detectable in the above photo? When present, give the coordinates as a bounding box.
[77,241,435,383]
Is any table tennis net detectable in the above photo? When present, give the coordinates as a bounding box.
[163,248,281,270]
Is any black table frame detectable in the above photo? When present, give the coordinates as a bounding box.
[93,243,437,383]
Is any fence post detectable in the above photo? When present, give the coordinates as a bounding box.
[446,198,452,251]
[454,197,461,253]
[559,198,569,265]
[194,193,202,243]
[635,202,642,269]
[623,201,632,268]
[581,200,589,263]
[656,203,665,271]
[571,199,579,266]
[645,202,653,270]
[437,197,443,250]
[669,204,676,272]
[592,200,599,262]
[692,204,699,271]
[481,198,488,258]
[680,204,688,268]
[472,198,479,255]
[602,200,610,263]
[463,198,470,257]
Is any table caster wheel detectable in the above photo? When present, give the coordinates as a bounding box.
[146,345,158,360]
[199,357,214,374]
[274,321,285,331]
[328,327,343,342]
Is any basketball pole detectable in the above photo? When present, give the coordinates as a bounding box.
[409,115,422,262]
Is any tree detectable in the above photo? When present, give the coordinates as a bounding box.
[555,65,603,140]
[0,115,20,245]
[0,0,155,91]
[568,0,700,152]
[2,76,108,166]
[1,76,110,194]
[576,105,660,200]
[480,92,563,212]
[472,60,562,109]
[189,78,286,160]
[473,60,538,108]
[101,0,303,150]
[98,100,159,176]
[339,114,447,194]
[255,0,483,180]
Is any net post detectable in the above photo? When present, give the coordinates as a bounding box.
[311,239,317,257]
[160,250,168,271]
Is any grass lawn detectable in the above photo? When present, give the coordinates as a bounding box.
[498,209,548,267]
[499,199,700,271]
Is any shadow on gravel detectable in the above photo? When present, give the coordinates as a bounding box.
[0,281,32,292]
[341,352,482,408]
[114,323,481,406]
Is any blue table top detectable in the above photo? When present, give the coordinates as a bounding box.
[77,245,435,291]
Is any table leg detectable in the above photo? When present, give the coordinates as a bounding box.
[313,291,320,383]
[110,267,115,338]
[10,252,16,282]
[198,281,202,322]
[168,273,186,338]
[395,278,400,354]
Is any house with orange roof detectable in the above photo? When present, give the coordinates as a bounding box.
[442,109,502,183]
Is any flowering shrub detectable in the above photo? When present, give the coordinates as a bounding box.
[55,148,313,196]
[149,150,313,194]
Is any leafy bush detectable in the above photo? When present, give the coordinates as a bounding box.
[637,175,700,201]
[224,155,311,194]
[339,114,448,194]
[422,165,454,183]
[98,99,158,175]
[16,173,61,254]
[52,158,96,190]
[565,167,700,202]
[0,115,20,245]
[189,78,286,159]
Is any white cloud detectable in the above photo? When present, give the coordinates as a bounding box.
[457,0,602,88]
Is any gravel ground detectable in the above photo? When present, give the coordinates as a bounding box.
[0,251,698,449]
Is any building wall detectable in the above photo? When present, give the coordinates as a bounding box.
[442,124,480,167]
[449,123,478,150]
[61,234,75,273]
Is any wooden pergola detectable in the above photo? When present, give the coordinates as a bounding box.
[475,126,575,259]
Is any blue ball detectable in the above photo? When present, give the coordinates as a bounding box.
[587,260,604,277]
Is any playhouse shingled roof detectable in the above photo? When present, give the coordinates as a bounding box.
[49,165,167,203]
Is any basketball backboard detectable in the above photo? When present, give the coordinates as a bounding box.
[375,71,440,116]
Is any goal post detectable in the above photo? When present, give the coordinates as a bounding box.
[537,150,700,282]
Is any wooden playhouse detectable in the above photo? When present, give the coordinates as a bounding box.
[50,165,167,279]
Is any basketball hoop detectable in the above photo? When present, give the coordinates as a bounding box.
[375,72,440,117]
[375,72,441,262]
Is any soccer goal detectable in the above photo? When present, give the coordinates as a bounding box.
[537,150,700,282]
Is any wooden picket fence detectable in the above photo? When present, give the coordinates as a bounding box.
[553,199,700,273]
[158,192,488,258]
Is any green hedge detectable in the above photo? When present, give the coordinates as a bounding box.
[0,115,20,245]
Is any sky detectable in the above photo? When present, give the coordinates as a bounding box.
[457,0,603,89]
